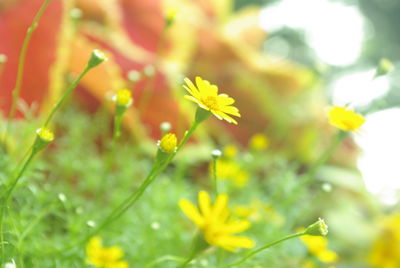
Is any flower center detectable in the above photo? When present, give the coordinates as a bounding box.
[202,96,219,110]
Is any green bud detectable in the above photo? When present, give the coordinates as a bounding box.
[305,218,328,236]
[375,58,394,78]
[88,49,108,68]
[211,149,222,159]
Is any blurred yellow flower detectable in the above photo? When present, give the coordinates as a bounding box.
[214,159,249,187]
[300,233,338,263]
[158,133,177,153]
[223,144,238,159]
[86,237,129,268]
[183,76,241,124]
[233,201,285,226]
[249,133,269,150]
[179,191,254,251]
[328,106,365,132]
[369,213,400,268]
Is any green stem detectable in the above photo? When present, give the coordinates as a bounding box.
[300,130,347,186]
[43,66,91,126]
[212,158,219,197]
[179,233,204,268]
[226,232,305,267]
[145,255,186,268]
[49,122,200,255]
[0,149,36,263]
[3,0,52,140]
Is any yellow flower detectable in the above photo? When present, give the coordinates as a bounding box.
[179,191,254,251]
[113,89,133,107]
[183,76,241,125]
[300,233,338,263]
[328,106,365,132]
[223,144,238,159]
[369,213,400,268]
[214,159,249,187]
[158,133,177,153]
[249,133,269,150]
[86,237,129,268]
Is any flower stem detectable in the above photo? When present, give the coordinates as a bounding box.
[43,66,91,127]
[0,148,36,263]
[226,232,306,267]
[301,130,347,185]
[3,0,52,141]
[212,158,219,197]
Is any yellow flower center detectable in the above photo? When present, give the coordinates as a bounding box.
[202,96,219,110]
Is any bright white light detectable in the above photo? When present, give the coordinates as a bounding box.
[260,0,365,66]
[355,109,400,204]
[331,70,390,107]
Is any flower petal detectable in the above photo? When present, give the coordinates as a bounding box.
[198,191,211,218]
[179,199,205,228]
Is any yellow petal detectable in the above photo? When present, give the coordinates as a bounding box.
[218,235,255,250]
[198,191,211,218]
[212,194,228,218]
[224,220,251,234]
[317,249,339,263]
[179,199,205,227]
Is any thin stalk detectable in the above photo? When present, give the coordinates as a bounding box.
[179,233,204,268]
[145,255,186,268]
[226,232,305,267]
[49,122,200,255]
[4,0,52,139]
[300,130,347,185]
[43,66,91,126]
[0,149,36,263]
[212,158,219,197]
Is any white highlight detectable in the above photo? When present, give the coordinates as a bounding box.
[260,0,365,66]
[355,109,400,205]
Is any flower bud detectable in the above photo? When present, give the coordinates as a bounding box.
[375,58,394,78]
[165,8,177,28]
[0,54,7,64]
[113,89,133,108]
[211,149,222,159]
[305,218,328,236]
[160,122,172,133]
[143,65,156,77]
[33,127,54,152]
[88,49,107,68]
[158,133,177,153]
[70,8,83,20]
[127,70,141,82]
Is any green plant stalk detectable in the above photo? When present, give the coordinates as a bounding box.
[52,121,201,255]
[43,66,91,126]
[212,158,219,197]
[179,233,205,268]
[301,130,348,185]
[226,232,306,267]
[3,0,52,141]
[0,149,36,264]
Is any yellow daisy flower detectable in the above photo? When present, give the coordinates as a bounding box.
[179,191,254,251]
[299,230,338,263]
[328,106,365,132]
[183,76,241,125]
[86,237,129,268]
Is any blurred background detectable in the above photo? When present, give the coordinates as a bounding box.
[1,0,399,267]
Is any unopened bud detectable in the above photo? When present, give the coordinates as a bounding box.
[305,218,328,236]
[88,49,107,68]
[158,133,177,153]
[375,58,394,78]
[211,149,222,159]
[33,127,54,153]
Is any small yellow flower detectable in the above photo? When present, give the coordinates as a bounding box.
[328,106,365,132]
[113,89,133,107]
[214,159,249,187]
[249,133,269,150]
[158,133,177,153]
[179,191,254,251]
[300,233,338,263]
[183,76,241,125]
[86,237,129,268]
[223,144,238,159]
[36,127,54,143]
[369,213,400,268]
